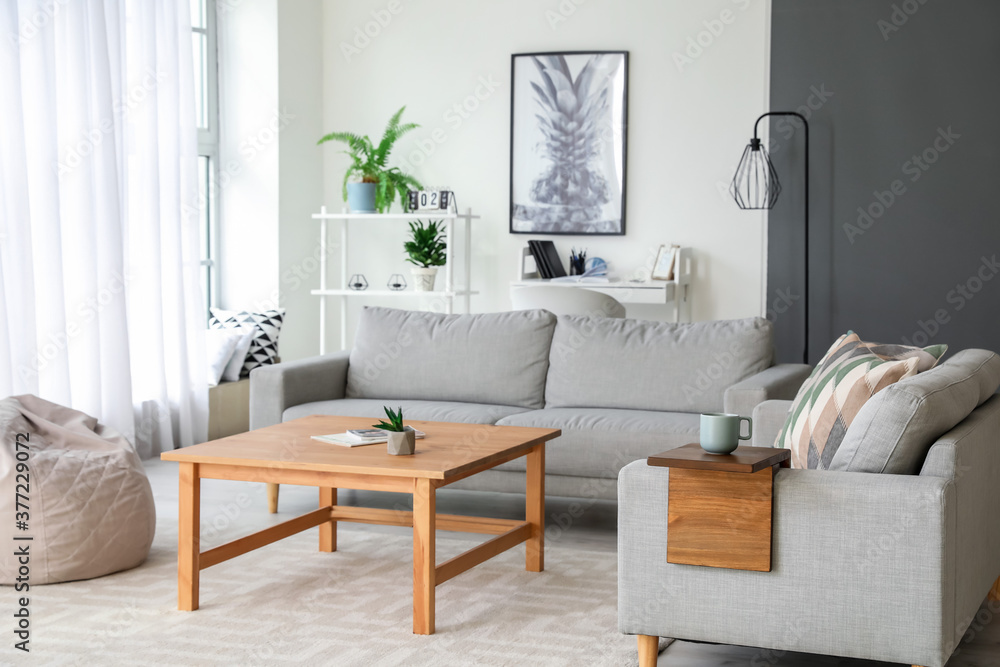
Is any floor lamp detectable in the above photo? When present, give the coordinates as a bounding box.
[730,111,810,364]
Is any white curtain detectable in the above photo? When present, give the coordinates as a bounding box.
[0,0,207,457]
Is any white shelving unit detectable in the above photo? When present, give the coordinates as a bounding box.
[311,206,480,353]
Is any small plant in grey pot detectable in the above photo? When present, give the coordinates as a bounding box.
[373,406,415,455]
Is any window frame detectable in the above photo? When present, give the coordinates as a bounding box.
[194,0,220,316]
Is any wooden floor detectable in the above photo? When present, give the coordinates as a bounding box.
[145,459,1000,666]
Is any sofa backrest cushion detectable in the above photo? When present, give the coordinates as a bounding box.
[346,307,557,409]
[828,349,1000,474]
[544,316,774,413]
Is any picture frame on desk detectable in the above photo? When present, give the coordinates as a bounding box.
[651,244,678,281]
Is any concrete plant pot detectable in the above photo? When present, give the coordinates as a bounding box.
[347,182,377,213]
[411,267,438,292]
[386,427,416,456]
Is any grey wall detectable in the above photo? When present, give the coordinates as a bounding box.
[769,0,1000,363]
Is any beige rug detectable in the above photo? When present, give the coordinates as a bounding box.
[25,512,663,666]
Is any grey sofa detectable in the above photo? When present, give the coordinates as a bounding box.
[618,348,1000,667]
[251,306,810,509]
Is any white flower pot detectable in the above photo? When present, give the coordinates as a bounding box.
[411,267,438,292]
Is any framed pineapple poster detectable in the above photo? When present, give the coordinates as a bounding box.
[510,51,628,235]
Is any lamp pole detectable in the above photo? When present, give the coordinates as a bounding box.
[750,111,810,365]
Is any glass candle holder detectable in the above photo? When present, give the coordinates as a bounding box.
[348,274,368,291]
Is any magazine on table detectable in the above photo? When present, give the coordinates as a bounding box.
[311,428,426,447]
[548,264,613,284]
[548,275,613,284]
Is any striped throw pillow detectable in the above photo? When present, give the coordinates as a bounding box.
[777,332,947,469]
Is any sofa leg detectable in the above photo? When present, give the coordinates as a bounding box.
[637,635,658,666]
[267,483,279,513]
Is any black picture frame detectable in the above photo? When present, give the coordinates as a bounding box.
[509,50,628,236]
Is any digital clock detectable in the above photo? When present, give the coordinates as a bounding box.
[407,189,452,212]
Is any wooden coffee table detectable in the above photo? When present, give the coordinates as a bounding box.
[160,415,560,634]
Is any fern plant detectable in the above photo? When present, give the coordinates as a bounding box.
[404,220,447,268]
[317,106,423,214]
[373,406,405,432]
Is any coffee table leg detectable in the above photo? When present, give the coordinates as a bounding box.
[413,478,436,635]
[319,487,337,552]
[526,443,545,572]
[178,462,201,611]
[266,483,279,513]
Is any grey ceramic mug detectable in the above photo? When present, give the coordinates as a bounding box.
[699,413,752,454]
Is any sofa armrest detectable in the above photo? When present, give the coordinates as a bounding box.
[618,461,956,666]
[249,351,350,429]
[750,399,792,447]
[723,363,811,420]
[919,394,1000,638]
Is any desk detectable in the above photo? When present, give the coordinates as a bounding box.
[510,247,692,322]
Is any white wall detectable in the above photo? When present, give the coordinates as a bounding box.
[277,1,325,362]
[216,0,324,362]
[305,0,771,352]
[217,0,280,311]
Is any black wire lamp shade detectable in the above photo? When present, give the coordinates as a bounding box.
[731,111,810,363]
[731,138,782,210]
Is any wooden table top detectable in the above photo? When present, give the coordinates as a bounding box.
[161,415,561,480]
[647,443,790,474]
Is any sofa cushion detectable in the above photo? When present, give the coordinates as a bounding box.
[829,349,1000,474]
[544,316,773,414]
[493,408,699,479]
[345,307,556,409]
[777,332,947,469]
[283,398,530,425]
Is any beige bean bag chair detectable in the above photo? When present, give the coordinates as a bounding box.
[0,395,155,584]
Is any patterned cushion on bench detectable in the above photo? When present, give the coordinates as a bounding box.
[210,307,284,378]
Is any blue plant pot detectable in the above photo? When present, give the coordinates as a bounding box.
[347,182,377,213]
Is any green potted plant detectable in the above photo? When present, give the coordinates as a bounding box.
[404,220,446,291]
[373,406,415,455]
[317,106,422,214]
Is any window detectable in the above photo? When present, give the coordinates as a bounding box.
[192,0,219,317]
